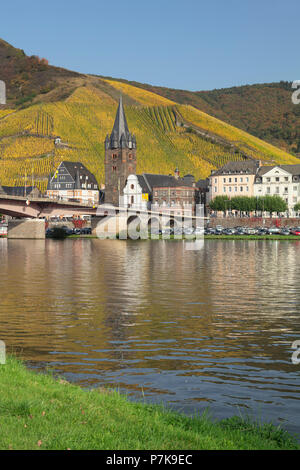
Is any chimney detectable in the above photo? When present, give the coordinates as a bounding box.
[174,168,180,179]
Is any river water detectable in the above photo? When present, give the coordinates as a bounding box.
[0,238,299,436]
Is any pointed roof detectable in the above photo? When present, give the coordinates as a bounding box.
[109,95,131,148]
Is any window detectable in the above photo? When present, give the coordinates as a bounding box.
[246,177,249,182]
[240,186,243,192]
[234,178,237,183]
[246,186,249,192]
[284,187,288,193]
[285,177,289,181]
[267,177,271,182]
[214,187,217,193]
[223,187,226,193]
[223,178,226,183]
[214,178,217,184]
[229,178,232,183]
[235,187,237,192]
[276,177,280,182]
[229,187,232,192]
[112,166,117,172]
[240,177,243,182]
[276,187,279,193]
[131,184,134,190]
[294,186,297,192]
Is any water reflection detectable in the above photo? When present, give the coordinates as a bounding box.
[0,238,300,435]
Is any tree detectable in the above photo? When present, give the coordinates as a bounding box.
[209,195,230,213]
[257,195,287,216]
[231,196,256,214]
[294,202,300,212]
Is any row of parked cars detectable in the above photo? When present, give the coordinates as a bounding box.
[150,227,204,236]
[46,226,92,237]
[205,225,300,236]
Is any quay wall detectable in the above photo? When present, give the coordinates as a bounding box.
[7,219,45,239]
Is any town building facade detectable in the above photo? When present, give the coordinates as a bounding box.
[46,161,100,205]
[120,174,149,211]
[254,164,300,214]
[208,160,260,202]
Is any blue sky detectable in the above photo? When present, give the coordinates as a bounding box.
[1,0,299,91]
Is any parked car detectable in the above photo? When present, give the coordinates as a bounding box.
[194,227,204,236]
[244,228,257,235]
[173,228,183,236]
[290,227,300,236]
[162,228,173,236]
[183,227,194,236]
[279,229,291,236]
[151,228,162,236]
[267,227,281,234]
[81,227,92,235]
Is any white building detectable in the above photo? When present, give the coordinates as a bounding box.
[120,174,149,210]
[254,165,300,214]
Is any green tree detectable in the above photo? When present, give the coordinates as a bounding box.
[294,202,300,212]
[231,196,256,214]
[257,195,287,216]
[209,195,230,213]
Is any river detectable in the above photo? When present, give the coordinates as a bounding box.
[0,238,299,436]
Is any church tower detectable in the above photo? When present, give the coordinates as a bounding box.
[104,96,137,206]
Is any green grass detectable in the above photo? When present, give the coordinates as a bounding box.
[0,356,299,450]
[204,235,300,240]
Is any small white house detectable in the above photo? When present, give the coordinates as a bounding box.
[120,174,148,210]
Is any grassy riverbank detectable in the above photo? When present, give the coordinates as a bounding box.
[0,356,298,450]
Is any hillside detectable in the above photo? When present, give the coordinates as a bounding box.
[110,78,300,156]
[0,39,299,192]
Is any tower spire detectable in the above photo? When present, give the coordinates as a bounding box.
[109,95,131,149]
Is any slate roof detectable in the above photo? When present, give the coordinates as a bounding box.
[256,164,300,177]
[196,178,209,190]
[137,175,150,193]
[47,161,98,190]
[61,162,98,185]
[211,160,259,176]
[2,186,36,197]
[140,173,196,190]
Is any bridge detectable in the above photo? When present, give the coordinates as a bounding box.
[0,194,97,218]
[0,194,207,222]
[0,194,207,239]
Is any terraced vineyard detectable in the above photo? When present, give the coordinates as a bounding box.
[0,79,299,192]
